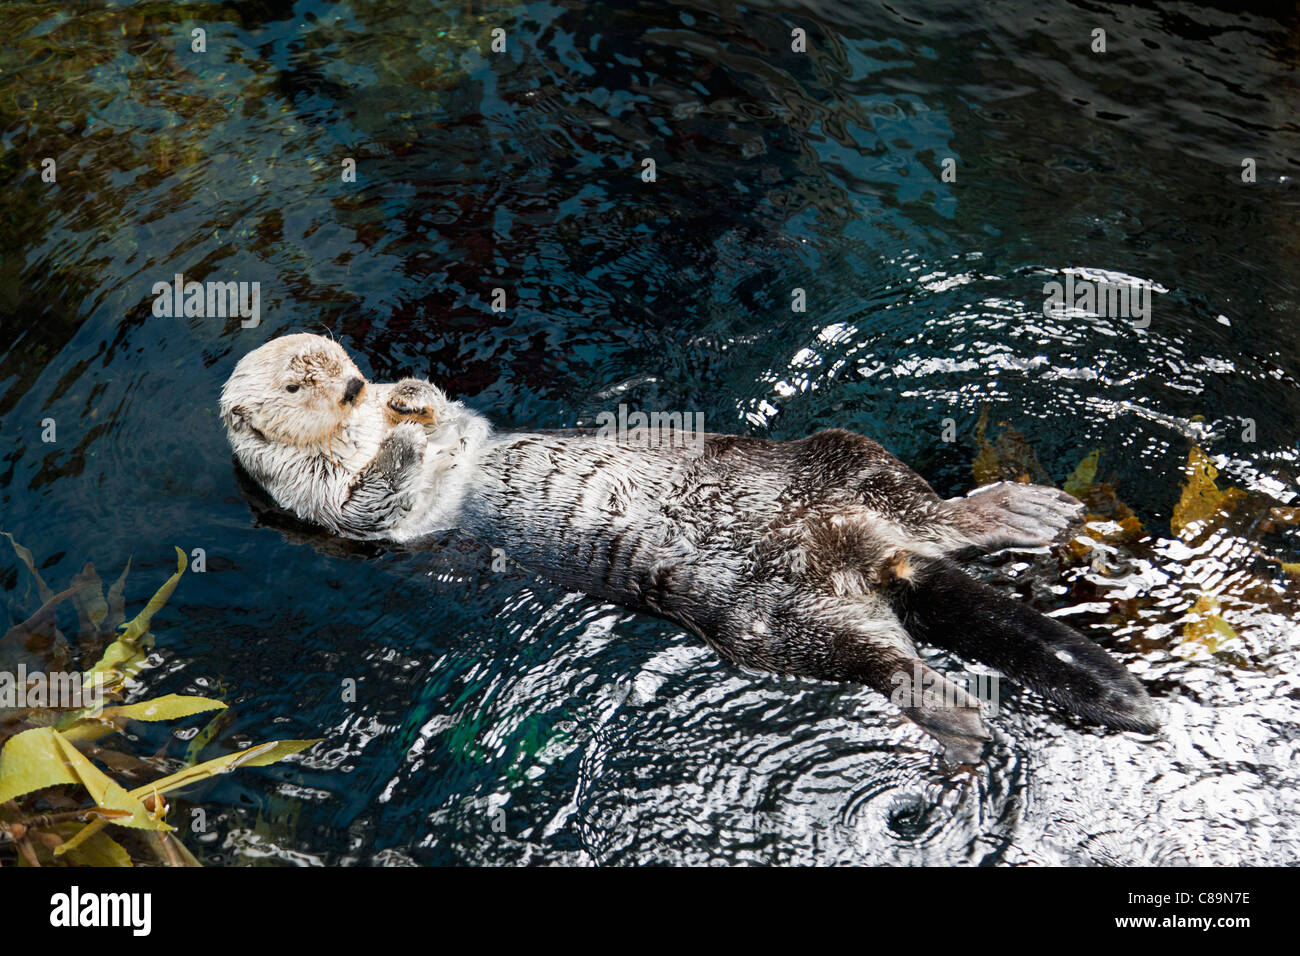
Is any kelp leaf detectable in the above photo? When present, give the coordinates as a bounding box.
[70,562,108,633]
[2,531,54,604]
[184,706,234,765]
[972,408,1001,486]
[117,547,186,645]
[971,408,1049,485]
[104,558,131,632]
[125,739,321,800]
[57,695,227,743]
[83,633,154,695]
[62,827,133,867]
[85,547,186,688]
[0,727,168,830]
[1171,447,1245,538]
[49,732,169,831]
[1064,449,1101,499]
[0,582,88,653]
[100,694,227,723]
[0,725,78,802]
[1179,593,1239,654]
[52,819,107,858]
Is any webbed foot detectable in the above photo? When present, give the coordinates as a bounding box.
[890,659,992,764]
[946,482,1084,551]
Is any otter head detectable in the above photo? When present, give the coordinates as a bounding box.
[220,333,368,448]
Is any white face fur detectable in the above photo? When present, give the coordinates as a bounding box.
[220,333,369,448]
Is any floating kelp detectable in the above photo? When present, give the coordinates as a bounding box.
[969,412,1297,667]
[1171,446,1247,540]
[972,407,1050,486]
[0,541,319,867]
[1062,448,1145,548]
[1178,593,1240,656]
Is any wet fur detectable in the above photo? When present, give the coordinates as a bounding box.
[222,335,1159,762]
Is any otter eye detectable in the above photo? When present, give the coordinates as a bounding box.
[285,384,300,393]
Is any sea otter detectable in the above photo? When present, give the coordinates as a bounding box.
[220,333,1159,762]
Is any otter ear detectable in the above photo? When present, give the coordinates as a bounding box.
[223,404,252,431]
[223,404,271,444]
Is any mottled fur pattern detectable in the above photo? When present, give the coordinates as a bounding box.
[222,334,1159,762]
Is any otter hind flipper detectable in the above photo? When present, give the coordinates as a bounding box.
[892,659,992,765]
[766,609,992,763]
[891,558,1159,734]
[944,482,1085,552]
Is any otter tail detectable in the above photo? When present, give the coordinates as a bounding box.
[889,557,1159,733]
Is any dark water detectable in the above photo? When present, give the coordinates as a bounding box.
[2,0,1298,865]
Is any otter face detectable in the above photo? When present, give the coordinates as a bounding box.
[221,333,368,448]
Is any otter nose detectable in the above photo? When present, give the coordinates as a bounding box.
[342,377,365,405]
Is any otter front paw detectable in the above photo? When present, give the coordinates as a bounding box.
[386,378,442,426]
[373,421,428,474]
[336,423,427,536]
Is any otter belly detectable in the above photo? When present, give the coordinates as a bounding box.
[460,432,748,611]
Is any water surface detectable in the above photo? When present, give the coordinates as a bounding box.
[1,0,1298,865]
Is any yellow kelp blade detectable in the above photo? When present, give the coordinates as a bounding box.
[972,407,1001,486]
[184,706,234,765]
[971,407,1050,485]
[1064,449,1100,498]
[1179,593,1239,654]
[70,562,109,634]
[48,738,307,860]
[0,727,167,830]
[104,558,132,632]
[84,546,186,689]
[0,726,78,801]
[46,822,134,867]
[53,819,107,858]
[1171,447,1245,538]
[124,739,322,800]
[58,694,228,744]
[1058,448,1145,557]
